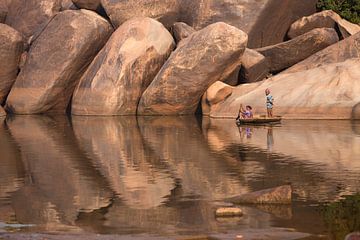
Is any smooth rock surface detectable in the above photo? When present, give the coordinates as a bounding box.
[181,0,317,48]
[0,23,23,104]
[285,32,360,73]
[256,28,339,72]
[204,59,360,120]
[102,0,180,29]
[228,185,292,204]
[215,207,243,217]
[5,0,61,40]
[239,48,269,84]
[171,22,195,44]
[288,10,360,39]
[72,18,174,116]
[6,10,113,114]
[138,22,248,115]
[72,0,100,11]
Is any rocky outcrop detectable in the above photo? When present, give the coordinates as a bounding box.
[5,0,61,40]
[102,0,180,29]
[239,48,269,84]
[72,0,100,11]
[256,28,339,72]
[202,81,233,116]
[0,24,23,104]
[181,0,317,48]
[171,22,195,44]
[6,10,113,114]
[228,185,292,204]
[138,22,248,115]
[285,32,360,73]
[204,59,360,120]
[288,10,360,39]
[72,18,174,116]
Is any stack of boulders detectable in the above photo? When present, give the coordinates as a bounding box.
[0,0,359,119]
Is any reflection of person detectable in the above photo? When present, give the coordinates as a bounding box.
[237,104,253,120]
[267,127,274,152]
[265,88,274,118]
[238,126,252,140]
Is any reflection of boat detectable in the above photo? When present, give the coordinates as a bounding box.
[236,116,282,125]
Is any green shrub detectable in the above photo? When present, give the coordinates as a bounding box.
[317,0,360,24]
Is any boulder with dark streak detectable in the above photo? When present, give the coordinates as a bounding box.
[0,23,23,104]
[256,28,339,72]
[72,17,175,116]
[5,0,61,40]
[138,22,247,115]
[6,10,113,114]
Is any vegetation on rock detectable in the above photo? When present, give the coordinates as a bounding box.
[317,0,360,23]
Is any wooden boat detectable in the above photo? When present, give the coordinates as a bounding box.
[236,116,282,125]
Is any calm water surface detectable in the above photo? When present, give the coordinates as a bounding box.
[0,115,359,239]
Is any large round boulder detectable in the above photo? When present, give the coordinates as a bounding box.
[256,28,339,72]
[72,18,175,116]
[102,0,180,29]
[5,0,61,40]
[138,22,248,115]
[5,10,113,114]
[0,23,23,104]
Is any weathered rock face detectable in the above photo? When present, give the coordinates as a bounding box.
[288,10,360,39]
[181,0,317,48]
[285,32,360,73]
[171,22,195,44]
[72,18,175,116]
[0,24,23,104]
[0,106,5,116]
[204,59,360,120]
[61,0,77,11]
[102,0,181,29]
[228,185,292,204]
[138,22,248,115]
[5,10,113,114]
[256,28,339,72]
[5,0,61,40]
[239,48,269,84]
[202,81,233,116]
[0,1,6,23]
[72,0,100,11]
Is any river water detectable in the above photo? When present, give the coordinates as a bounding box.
[0,115,359,239]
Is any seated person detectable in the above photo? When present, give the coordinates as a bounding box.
[237,104,253,119]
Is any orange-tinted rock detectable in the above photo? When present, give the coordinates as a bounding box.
[288,10,360,39]
[0,24,23,104]
[285,32,360,73]
[138,22,247,115]
[239,48,269,84]
[72,18,174,116]
[5,0,61,40]
[6,10,113,114]
[204,59,360,120]
[181,0,317,48]
[256,28,339,72]
[0,106,5,116]
[72,0,100,11]
[171,22,195,44]
[228,185,292,204]
[102,0,180,29]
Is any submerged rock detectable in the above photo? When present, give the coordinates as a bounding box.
[171,22,195,44]
[0,23,23,104]
[239,48,269,84]
[5,0,61,40]
[215,207,243,217]
[138,22,247,115]
[204,59,360,120]
[288,10,360,39]
[285,32,360,73]
[256,28,339,72]
[72,17,174,116]
[102,0,180,29]
[228,185,292,204]
[6,10,113,114]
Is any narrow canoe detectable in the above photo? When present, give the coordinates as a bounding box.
[236,117,282,125]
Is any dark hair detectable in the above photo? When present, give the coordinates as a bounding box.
[246,105,252,110]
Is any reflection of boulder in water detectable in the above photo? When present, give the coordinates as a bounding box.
[352,103,360,120]
[6,116,112,226]
[72,116,175,209]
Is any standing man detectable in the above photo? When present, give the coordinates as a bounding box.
[265,88,274,118]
